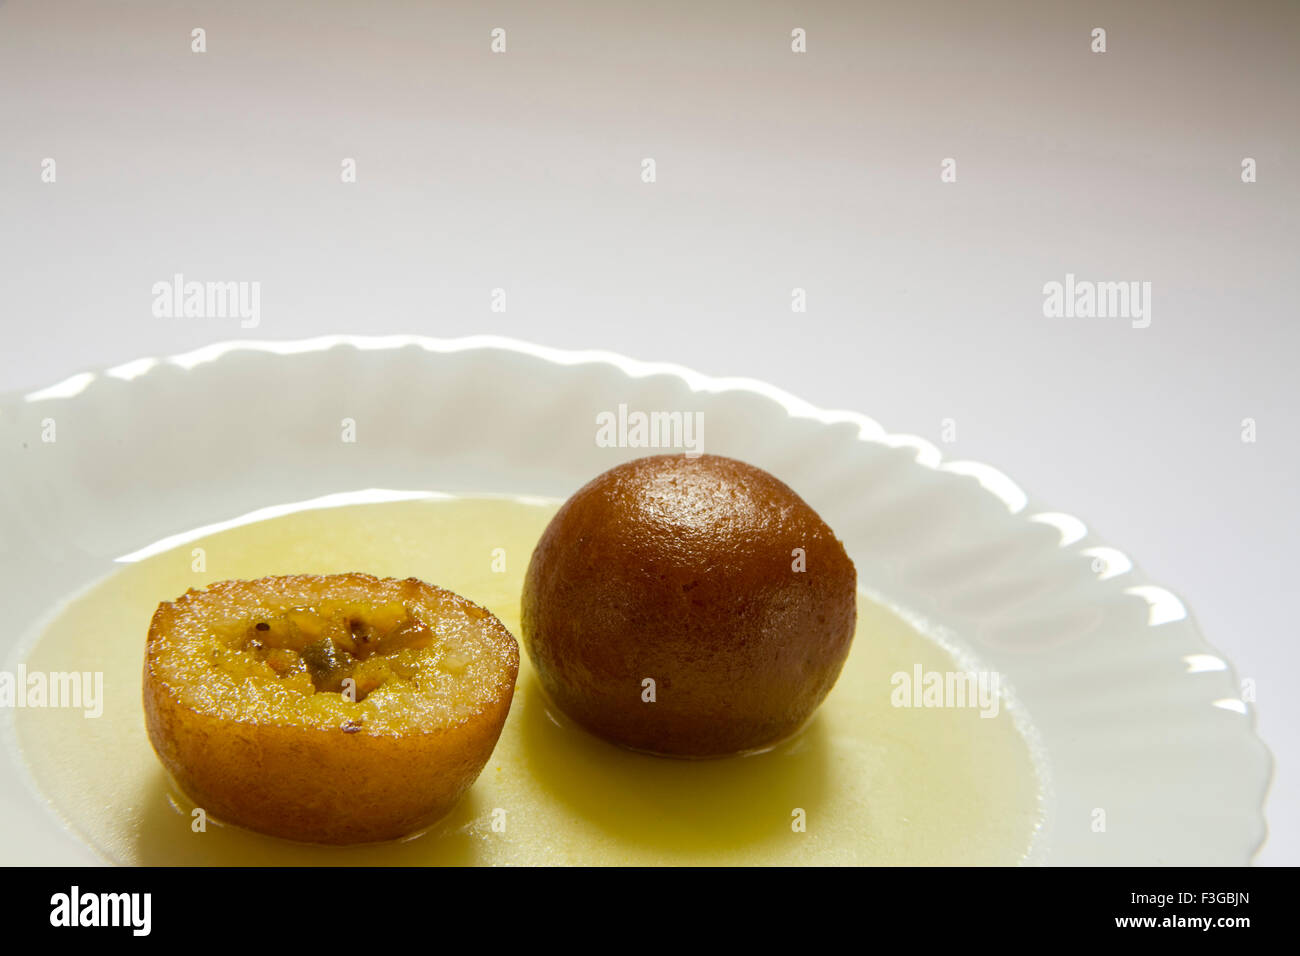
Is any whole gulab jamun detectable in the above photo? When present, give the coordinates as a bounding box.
[521,454,856,757]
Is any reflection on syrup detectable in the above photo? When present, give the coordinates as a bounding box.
[15,494,1042,865]
[518,681,833,854]
[130,674,833,866]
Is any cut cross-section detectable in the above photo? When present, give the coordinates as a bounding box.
[143,573,519,844]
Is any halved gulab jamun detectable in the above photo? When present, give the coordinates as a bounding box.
[144,573,518,844]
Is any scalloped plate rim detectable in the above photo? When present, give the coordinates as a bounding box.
[1,333,1274,865]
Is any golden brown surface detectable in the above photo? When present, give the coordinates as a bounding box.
[143,573,519,844]
[522,454,857,757]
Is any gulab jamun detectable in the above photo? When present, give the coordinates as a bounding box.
[144,573,518,844]
[521,454,856,757]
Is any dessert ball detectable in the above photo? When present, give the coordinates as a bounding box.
[144,573,518,844]
[522,454,856,757]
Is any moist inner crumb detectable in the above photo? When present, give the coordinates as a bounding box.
[238,599,433,700]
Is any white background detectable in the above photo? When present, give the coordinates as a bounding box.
[1,0,1295,864]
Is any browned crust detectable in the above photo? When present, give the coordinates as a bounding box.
[522,454,857,757]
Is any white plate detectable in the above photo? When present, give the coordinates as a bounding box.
[0,335,1272,865]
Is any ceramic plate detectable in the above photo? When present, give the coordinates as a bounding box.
[0,335,1271,864]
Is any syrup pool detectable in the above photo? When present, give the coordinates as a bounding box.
[15,494,1043,864]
